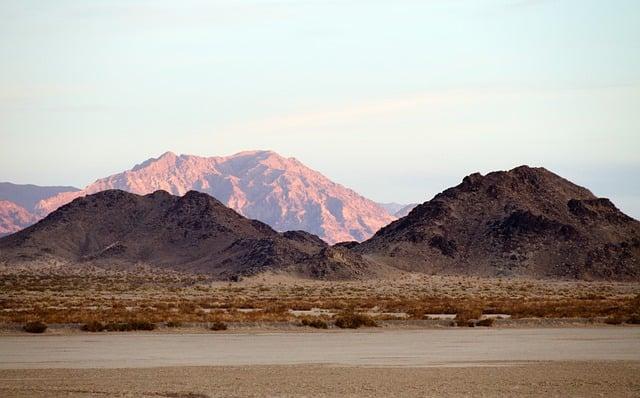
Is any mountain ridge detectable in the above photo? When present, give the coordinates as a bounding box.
[33,150,395,244]
[1,165,638,281]
[0,182,79,213]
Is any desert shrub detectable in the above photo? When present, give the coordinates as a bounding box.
[129,320,156,331]
[476,318,495,327]
[455,308,482,324]
[210,321,227,331]
[104,323,129,332]
[23,321,47,333]
[626,314,640,324]
[177,302,197,313]
[604,316,624,325]
[290,303,313,311]
[407,307,426,320]
[300,317,329,329]
[334,312,377,329]
[631,294,640,312]
[166,320,183,328]
[81,321,105,332]
[104,320,156,331]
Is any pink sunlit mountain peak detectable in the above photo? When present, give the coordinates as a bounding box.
[35,150,395,243]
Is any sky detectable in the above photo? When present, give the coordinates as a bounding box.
[0,0,639,217]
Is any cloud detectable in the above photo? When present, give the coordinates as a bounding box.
[220,90,486,135]
[219,84,629,135]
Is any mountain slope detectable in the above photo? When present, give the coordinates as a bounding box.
[357,166,640,280]
[0,182,79,213]
[0,183,79,235]
[35,151,395,244]
[0,190,383,280]
[377,202,406,216]
[0,201,38,237]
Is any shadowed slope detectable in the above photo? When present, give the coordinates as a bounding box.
[0,190,382,280]
[357,166,640,280]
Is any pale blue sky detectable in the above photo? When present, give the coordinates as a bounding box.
[1,0,639,217]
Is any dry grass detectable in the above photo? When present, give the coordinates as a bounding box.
[476,318,495,327]
[1,266,639,329]
[104,320,156,332]
[81,321,105,332]
[454,308,482,325]
[300,317,329,329]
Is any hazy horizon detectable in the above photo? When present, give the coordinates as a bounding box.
[1,0,639,217]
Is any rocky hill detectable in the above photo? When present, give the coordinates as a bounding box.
[35,151,394,244]
[356,166,640,280]
[0,190,382,280]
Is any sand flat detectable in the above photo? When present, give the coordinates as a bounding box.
[1,327,638,369]
[2,328,639,397]
[0,362,639,397]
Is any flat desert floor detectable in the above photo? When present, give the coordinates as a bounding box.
[2,267,640,396]
[1,328,639,397]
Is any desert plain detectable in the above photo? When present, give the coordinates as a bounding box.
[1,264,639,397]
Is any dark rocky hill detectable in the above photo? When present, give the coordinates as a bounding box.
[0,190,381,280]
[356,166,640,280]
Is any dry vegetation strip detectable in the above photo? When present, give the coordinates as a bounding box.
[1,267,639,326]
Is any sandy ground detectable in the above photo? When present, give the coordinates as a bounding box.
[1,328,639,368]
[1,328,639,397]
[0,362,639,397]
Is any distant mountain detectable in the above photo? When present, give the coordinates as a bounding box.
[0,200,38,237]
[0,190,385,280]
[357,166,640,280]
[35,151,395,244]
[393,203,418,218]
[0,182,79,213]
[377,202,407,216]
[0,183,79,236]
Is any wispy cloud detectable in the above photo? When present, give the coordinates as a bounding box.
[221,84,638,135]
[221,90,481,134]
